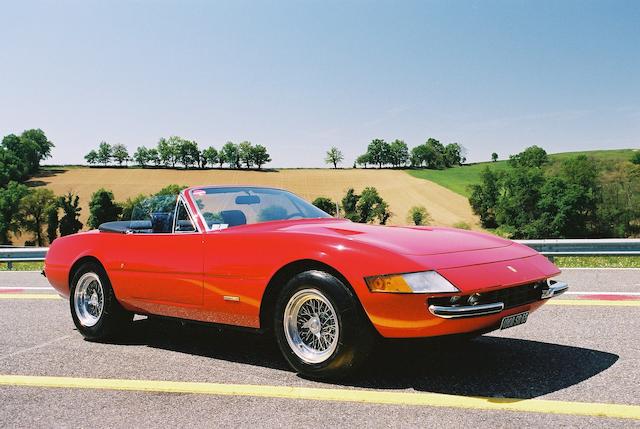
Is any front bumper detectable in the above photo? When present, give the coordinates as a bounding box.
[428,280,568,319]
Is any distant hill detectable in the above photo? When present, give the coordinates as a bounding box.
[28,167,480,232]
[407,149,637,197]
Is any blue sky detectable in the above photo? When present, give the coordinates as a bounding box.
[1,0,638,167]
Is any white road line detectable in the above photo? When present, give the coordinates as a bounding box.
[0,287,54,290]
[0,335,71,361]
[565,291,640,296]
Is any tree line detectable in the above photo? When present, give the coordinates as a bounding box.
[325,138,466,169]
[85,138,272,169]
[470,146,640,238]
[0,129,85,246]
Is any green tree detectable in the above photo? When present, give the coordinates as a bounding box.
[155,184,187,196]
[491,152,498,162]
[46,203,59,244]
[133,146,150,167]
[157,137,173,167]
[469,167,501,228]
[631,152,640,165]
[407,206,431,225]
[97,141,112,166]
[58,192,83,236]
[0,147,26,186]
[251,144,271,169]
[389,140,409,167]
[147,148,160,166]
[365,139,390,168]
[85,150,98,166]
[312,197,337,216]
[325,147,344,169]
[443,143,463,167]
[356,153,371,168]
[119,193,148,220]
[2,130,54,175]
[509,145,548,168]
[221,141,240,168]
[201,147,219,168]
[238,141,254,168]
[341,188,359,221]
[424,138,446,169]
[356,187,391,224]
[0,181,29,244]
[19,188,57,246]
[166,136,183,168]
[177,139,200,169]
[112,143,129,166]
[88,188,123,229]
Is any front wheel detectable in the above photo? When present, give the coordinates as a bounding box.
[274,270,374,379]
[70,262,133,341]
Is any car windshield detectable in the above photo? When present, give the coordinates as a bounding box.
[191,187,331,230]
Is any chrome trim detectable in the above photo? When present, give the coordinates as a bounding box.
[428,302,505,319]
[541,280,569,299]
[173,195,200,234]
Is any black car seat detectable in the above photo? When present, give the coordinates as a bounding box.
[220,210,247,227]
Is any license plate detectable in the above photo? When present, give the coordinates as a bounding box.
[500,311,529,330]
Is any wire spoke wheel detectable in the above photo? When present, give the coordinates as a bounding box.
[73,272,104,327]
[283,288,339,364]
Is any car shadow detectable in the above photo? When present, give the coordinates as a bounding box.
[111,317,618,399]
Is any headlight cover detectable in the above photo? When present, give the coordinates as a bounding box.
[365,271,460,293]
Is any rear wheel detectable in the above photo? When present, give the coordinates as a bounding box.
[274,270,374,379]
[70,262,133,341]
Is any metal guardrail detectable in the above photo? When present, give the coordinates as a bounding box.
[0,239,639,269]
[0,247,48,270]
[515,239,640,259]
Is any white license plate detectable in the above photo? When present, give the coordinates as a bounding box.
[500,311,529,330]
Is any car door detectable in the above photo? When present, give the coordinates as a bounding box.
[117,197,204,310]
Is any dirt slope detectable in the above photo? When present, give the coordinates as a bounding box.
[29,168,479,229]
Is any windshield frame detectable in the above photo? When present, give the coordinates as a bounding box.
[186,186,331,232]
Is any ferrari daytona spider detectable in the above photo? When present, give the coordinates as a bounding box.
[44,186,568,379]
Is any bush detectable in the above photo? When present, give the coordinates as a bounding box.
[407,206,431,225]
[452,221,471,230]
[312,197,337,216]
[631,151,640,165]
[88,189,122,229]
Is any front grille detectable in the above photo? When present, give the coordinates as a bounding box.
[480,282,543,309]
[428,282,544,309]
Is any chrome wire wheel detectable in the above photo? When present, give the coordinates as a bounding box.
[73,272,104,327]
[283,288,340,364]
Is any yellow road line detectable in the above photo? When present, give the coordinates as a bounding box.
[548,299,640,307]
[0,374,638,420]
[0,294,60,300]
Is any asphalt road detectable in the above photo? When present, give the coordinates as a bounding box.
[1,269,639,428]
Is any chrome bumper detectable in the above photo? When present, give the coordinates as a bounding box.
[428,280,569,319]
[428,302,505,318]
[541,280,569,299]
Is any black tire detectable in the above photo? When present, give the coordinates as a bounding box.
[69,262,133,341]
[274,270,375,380]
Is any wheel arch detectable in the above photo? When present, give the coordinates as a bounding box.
[68,255,105,289]
[259,259,369,332]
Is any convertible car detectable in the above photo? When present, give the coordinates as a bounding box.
[44,185,568,379]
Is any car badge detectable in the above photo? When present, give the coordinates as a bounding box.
[507,265,518,273]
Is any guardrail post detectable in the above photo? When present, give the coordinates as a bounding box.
[7,261,13,270]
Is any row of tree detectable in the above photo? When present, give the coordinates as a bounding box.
[85,138,272,169]
[325,139,466,169]
[311,187,392,224]
[469,146,640,238]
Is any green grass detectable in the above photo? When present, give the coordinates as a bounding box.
[553,256,640,268]
[0,261,44,271]
[407,149,637,198]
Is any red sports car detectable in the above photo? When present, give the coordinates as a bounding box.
[44,185,567,379]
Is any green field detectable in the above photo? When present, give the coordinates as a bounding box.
[407,149,636,198]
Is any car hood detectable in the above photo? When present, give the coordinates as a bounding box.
[282,221,513,256]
